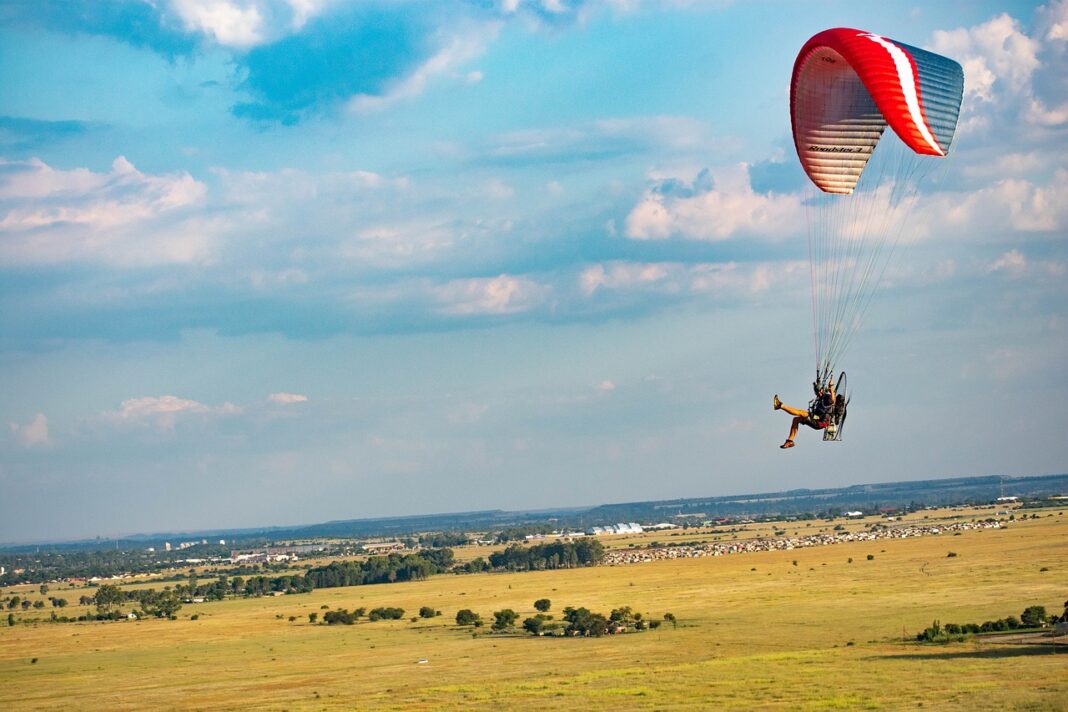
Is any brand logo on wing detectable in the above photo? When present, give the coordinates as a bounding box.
[809,146,864,153]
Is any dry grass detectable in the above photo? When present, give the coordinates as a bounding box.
[1,507,1065,710]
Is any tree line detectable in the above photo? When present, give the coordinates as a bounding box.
[486,540,604,571]
[917,602,1066,642]
[453,598,676,637]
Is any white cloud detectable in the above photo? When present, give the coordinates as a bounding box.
[930,14,1040,102]
[934,169,1068,235]
[268,392,308,404]
[285,0,332,30]
[339,220,461,267]
[987,248,1065,279]
[1039,0,1068,41]
[597,380,616,392]
[171,0,267,48]
[580,259,807,298]
[105,395,240,430]
[349,23,500,113]
[580,262,670,295]
[987,249,1027,277]
[624,164,802,241]
[435,274,550,315]
[0,157,209,266]
[8,413,50,448]
[929,8,1067,134]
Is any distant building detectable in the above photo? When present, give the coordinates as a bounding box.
[845,511,864,517]
[164,542,171,551]
[996,496,1018,502]
[219,539,226,546]
[363,541,405,552]
[587,523,644,536]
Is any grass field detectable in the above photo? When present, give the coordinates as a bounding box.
[1,508,1065,710]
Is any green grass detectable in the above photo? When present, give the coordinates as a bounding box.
[1,508,1065,710]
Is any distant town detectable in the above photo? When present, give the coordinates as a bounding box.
[1,473,1064,588]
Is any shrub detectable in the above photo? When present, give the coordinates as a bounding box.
[418,606,438,619]
[522,617,544,635]
[323,609,356,625]
[455,609,480,626]
[866,554,874,561]
[1021,605,1047,627]
[492,609,518,631]
[367,607,404,621]
[534,598,551,613]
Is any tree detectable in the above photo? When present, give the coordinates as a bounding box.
[7,613,14,627]
[141,590,182,618]
[522,617,544,635]
[1021,605,1048,627]
[455,609,481,626]
[664,612,677,629]
[308,612,318,624]
[324,609,356,625]
[533,598,551,613]
[419,606,437,619]
[492,609,518,631]
[7,596,19,610]
[94,584,123,615]
[562,607,609,637]
[39,584,49,596]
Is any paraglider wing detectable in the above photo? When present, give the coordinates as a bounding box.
[789,28,964,384]
[790,28,964,195]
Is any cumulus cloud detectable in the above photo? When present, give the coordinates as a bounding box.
[167,0,338,48]
[580,262,670,295]
[171,0,268,48]
[929,8,1068,134]
[987,248,1065,279]
[8,413,50,448]
[268,392,308,404]
[1038,0,1068,42]
[931,14,1040,102]
[624,165,802,241]
[0,157,209,266]
[105,395,241,430]
[435,274,551,315]
[933,169,1068,235]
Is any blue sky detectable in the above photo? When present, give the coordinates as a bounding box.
[1,0,1066,542]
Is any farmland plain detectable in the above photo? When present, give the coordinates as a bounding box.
[1,507,1065,710]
